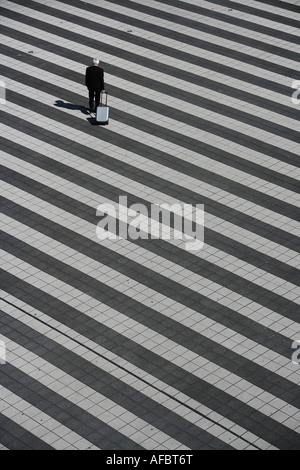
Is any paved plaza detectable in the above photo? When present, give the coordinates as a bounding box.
[0,0,300,451]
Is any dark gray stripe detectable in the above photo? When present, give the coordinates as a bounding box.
[134,0,300,44]
[1,149,300,315]
[0,362,143,450]
[0,272,299,450]
[0,308,232,450]
[9,0,300,71]
[1,192,298,357]
[1,22,297,118]
[0,113,298,223]
[0,414,53,450]
[195,0,300,27]
[0,46,299,182]
[3,64,300,173]
[7,41,300,129]
[1,230,299,408]
[3,88,300,251]
[0,4,298,95]
[55,0,300,63]
[1,123,299,285]
[251,0,300,14]
[1,49,299,148]
[1,58,300,197]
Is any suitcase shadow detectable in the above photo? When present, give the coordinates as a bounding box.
[86,116,109,126]
[87,116,99,126]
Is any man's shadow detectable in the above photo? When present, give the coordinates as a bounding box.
[54,100,89,115]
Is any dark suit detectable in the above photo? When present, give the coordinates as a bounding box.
[85,65,105,110]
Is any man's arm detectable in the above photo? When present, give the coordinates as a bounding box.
[100,68,105,93]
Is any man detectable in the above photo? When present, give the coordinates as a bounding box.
[85,58,105,113]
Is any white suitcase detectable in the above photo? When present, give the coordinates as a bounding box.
[96,92,109,125]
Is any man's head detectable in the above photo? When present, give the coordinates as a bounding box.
[93,58,99,66]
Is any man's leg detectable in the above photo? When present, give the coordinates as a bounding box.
[88,89,95,112]
[95,90,101,109]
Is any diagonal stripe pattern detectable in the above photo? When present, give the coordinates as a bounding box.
[0,0,300,450]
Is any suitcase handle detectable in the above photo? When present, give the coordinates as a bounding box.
[100,92,108,106]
